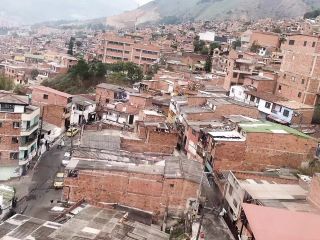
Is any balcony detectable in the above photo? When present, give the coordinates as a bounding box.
[20,136,37,150]
[21,122,39,136]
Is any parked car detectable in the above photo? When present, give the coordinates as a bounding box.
[53,172,64,189]
[62,156,71,167]
[66,127,79,137]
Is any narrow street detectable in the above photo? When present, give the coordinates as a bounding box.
[4,135,76,221]
[22,144,68,220]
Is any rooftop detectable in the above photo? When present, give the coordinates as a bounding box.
[0,205,169,240]
[240,181,307,200]
[31,86,72,98]
[208,131,245,142]
[80,131,121,151]
[0,93,29,105]
[247,90,287,103]
[239,121,312,139]
[224,115,259,123]
[72,95,95,106]
[246,75,274,81]
[96,83,126,91]
[242,203,320,240]
[275,100,314,110]
[67,154,202,184]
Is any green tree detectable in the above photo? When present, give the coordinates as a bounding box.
[250,41,262,53]
[14,84,27,95]
[204,55,212,73]
[126,62,143,82]
[31,69,39,80]
[0,75,14,91]
[67,37,75,55]
[232,39,241,50]
[209,42,220,55]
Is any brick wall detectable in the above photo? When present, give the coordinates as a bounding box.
[243,78,275,93]
[32,88,70,107]
[0,112,21,164]
[64,170,198,218]
[130,95,153,108]
[307,174,320,209]
[42,105,66,128]
[214,104,260,119]
[250,32,280,48]
[233,171,299,184]
[291,108,314,125]
[121,131,178,154]
[212,132,317,171]
[96,87,115,106]
[187,97,209,107]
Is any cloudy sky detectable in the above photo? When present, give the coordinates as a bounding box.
[0,0,154,25]
[135,0,152,6]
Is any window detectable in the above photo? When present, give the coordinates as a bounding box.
[283,74,286,79]
[192,129,197,136]
[304,41,307,46]
[250,95,255,102]
[288,40,295,45]
[291,76,296,82]
[13,122,20,128]
[312,42,316,47]
[0,137,1,143]
[1,103,14,112]
[0,121,2,128]
[233,199,238,208]
[228,185,233,196]
[283,109,290,117]
[278,85,282,91]
[12,137,19,144]
[170,184,174,188]
[301,79,305,84]
[298,92,302,98]
[10,152,19,160]
[265,102,271,109]
[43,94,48,99]
[233,72,238,78]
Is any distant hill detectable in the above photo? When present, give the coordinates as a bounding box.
[0,0,138,25]
[107,0,320,28]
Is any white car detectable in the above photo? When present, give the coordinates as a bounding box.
[62,152,71,167]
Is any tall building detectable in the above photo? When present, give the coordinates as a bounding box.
[276,34,320,106]
[0,93,40,180]
[98,34,160,71]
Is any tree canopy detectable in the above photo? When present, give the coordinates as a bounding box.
[42,60,144,94]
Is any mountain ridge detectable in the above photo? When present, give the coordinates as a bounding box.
[107,0,320,28]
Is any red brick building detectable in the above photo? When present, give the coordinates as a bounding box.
[121,121,178,154]
[0,93,40,180]
[207,121,318,171]
[64,151,202,220]
[276,34,320,106]
[98,34,160,71]
[31,86,72,128]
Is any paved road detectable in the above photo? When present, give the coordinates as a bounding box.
[22,142,70,220]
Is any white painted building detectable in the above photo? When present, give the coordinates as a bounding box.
[0,185,15,221]
[199,31,216,42]
[70,96,96,126]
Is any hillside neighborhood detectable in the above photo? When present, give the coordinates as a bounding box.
[1,2,320,240]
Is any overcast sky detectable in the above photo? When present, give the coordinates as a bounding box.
[0,0,154,25]
[135,0,152,6]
